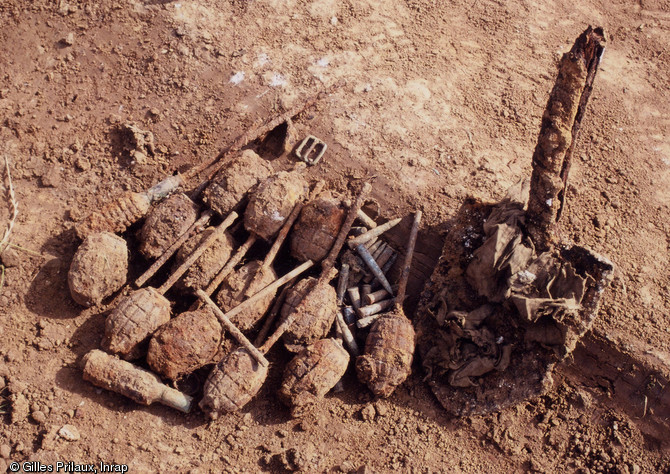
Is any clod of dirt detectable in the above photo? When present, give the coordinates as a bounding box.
[10,393,29,424]
[356,310,416,397]
[244,168,309,241]
[102,287,171,360]
[199,347,268,419]
[278,338,349,417]
[215,260,277,332]
[290,194,345,262]
[74,190,152,239]
[203,149,274,217]
[173,227,235,291]
[120,122,155,165]
[280,275,338,351]
[139,193,199,259]
[146,307,224,380]
[67,232,128,307]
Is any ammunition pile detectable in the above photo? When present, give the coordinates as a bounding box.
[69,150,421,418]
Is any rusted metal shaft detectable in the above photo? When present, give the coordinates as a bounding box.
[135,210,213,288]
[197,290,269,367]
[396,211,422,306]
[321,182,372,275]
[348,218,401,248]
[157,211,237,295]
[527,26,605,250]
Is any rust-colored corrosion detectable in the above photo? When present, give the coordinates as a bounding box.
[139,193,199,259]
[202,149,274,217]
[82,349,192,412]
[215,261,277,332]
[102,287,171,360]
[527,26,605,250]
[290,194,345,262]
[146,307,224,380]
[244,168,309,241]
[279,338,350,417]
[280,273,338,350]
[199,347,269,419]
[173,226,235,291]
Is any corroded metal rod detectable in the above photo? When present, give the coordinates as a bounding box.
[321,182,372,275]
[395,211,422,306]
[347,217,401,248]
[204,234,257,296]
[197,290,269,367]
[135,210,212,288]
[157,211,237,295]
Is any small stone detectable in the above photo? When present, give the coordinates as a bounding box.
[0,444,10,459]
[174,446,185,454]
[31,410,47,424]
[61,33,75,46]
[58,424,80,441]
[360,404,376,422]
[276,430,288,438]
[630,463,641,474]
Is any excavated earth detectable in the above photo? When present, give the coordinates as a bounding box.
[0,0,669,473]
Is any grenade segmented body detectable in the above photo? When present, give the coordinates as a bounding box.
[215,261,277,332]
[68,232,128,307]
[290,195,345,262]
[244,169,309,241]
[281,277,338,350]
[139,193,199,259]
[203,150,274,217]
[75,191,152,240]
[199,347,268,419]
[102,287,171,360]
[278,338,349,417]
[146,307,224,380]
[356,310,416,397]
[174,227,235,291]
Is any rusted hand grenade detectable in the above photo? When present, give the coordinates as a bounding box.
[278,338,349,417]
[102,287,171,360]
[146,307,225,380]
[290,194,345,262]
[280,270,338,351]
[82,349,192,412]
[199,347,268,419]
[215,260,277,332]
[355,310,416,397]
[139,193,198,259]
[68,232,128,307]
[203,149,274,217]
[244,167,309,241]
[75,175,181,239]
[173,226,235,291]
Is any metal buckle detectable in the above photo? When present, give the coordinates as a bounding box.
[295,135,327,166]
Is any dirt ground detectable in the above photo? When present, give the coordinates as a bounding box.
[0,0,669,472]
